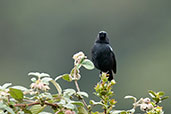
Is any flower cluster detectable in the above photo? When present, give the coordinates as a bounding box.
[0,83,11,102]
[124,91,168,114]
[139,98,154,111]
[29,72,51,92]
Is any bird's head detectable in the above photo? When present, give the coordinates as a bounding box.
[99,31,107,40]
[96,31,109,43]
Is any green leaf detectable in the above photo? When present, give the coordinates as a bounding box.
[39,112,52,114]
[77,91,89,98]
[157,91,164,97]
[30,105,46,114]
[120,112,127,114]
[152,97,160,104]
[62,74,72,82]
[161,96,169,101]
[50,80,62,95]
[81,59,94,70]
[149,90,157,98]
[70,101,84,107]
[77,106,88,114]
[23,109,32,114]
[9,88,23,102]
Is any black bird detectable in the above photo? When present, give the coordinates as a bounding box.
[91,31,117,81]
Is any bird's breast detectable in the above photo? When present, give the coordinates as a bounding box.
[92,43,113,71]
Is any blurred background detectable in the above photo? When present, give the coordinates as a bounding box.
[0,0,170,113]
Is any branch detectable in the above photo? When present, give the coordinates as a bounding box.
[74,80,80,92]
[74,80,88,109]
[14,101,59,108]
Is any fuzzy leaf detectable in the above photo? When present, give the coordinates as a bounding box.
[0,102,15,114]
[89,100,104,106]
[124,95,137,102]
[11,86,28,91]
[42,77,52,82]
[111,110,126,114]
[23,109,32,114]
[81,59,94,70]
[28,72,50,78]
[30,105,46,114]
[42,77,52,84]
[77,91,89,98]
[9,88,23,102]
[64,89,76,96]
[2,83,12,89]
[63,103,75,109]
[70,101,84,107]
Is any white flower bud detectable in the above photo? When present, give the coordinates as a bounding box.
[143,98,151,104]
[147,103,154,110]
[110,79,116,85]
[73,52,85,60]
[140,103,148,111]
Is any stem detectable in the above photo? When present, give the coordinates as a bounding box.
[14,101,59,108]
[74,80,88,109]
[74,80,80,92]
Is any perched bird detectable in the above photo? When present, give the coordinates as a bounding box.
[91,31,117,81]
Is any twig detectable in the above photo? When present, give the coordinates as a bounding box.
[74,80,88,109]
[74,80,80,92]
[14,101,59,108]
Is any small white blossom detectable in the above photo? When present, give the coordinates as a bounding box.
[29,72,51,91]
[147,103,154,110]
[140,103,148,111]
[30,80,50,91]
[143,98,151,104]
[0,89,9,101]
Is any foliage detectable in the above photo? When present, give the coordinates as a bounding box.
[0,52,168,114]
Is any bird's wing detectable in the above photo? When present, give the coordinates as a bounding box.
[109,45,117,74]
